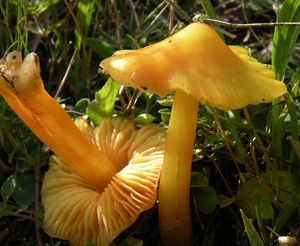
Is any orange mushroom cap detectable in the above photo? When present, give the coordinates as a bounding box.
[42,117,165,245]
[100,23,287,110]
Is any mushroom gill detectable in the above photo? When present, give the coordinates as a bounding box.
[42,117,165,245]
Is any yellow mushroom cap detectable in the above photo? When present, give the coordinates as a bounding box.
[100,23,287,110]
[42,117,166,246]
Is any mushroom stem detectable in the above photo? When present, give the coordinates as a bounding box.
[0,53,117,191]
[19,88,117,190]
[158,90,198,245]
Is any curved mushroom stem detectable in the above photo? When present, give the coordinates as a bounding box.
[0,52,117,191]
[158,90,198,245]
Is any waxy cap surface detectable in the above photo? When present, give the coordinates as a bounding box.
[101,23,287,110]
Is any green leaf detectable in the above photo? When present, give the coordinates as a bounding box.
[24,0,60,15]
[240,210,264,246]
[86,38,114,58]
[272,0,300,79]
[87,78,120,125]
[190,171,209,188]
[12,173,35,208]
[262,170,300,203]
[157,97,173,107]
[1,175,16,201]
[237,178,274,220]
[158,108,171,123]
[194,186,218,215]
[135,113,155,125]
[76,0,96,37]
[74,98,90,113]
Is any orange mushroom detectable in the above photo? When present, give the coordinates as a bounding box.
[100,23,287,245]
[0,51,166,245]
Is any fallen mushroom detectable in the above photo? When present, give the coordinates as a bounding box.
[0,51,166,245]
[100,22,287,245]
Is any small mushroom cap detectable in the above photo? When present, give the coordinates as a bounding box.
[100,23,287,110]
[42,117,165,246]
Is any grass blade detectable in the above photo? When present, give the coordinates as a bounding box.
[200,0,217,19]
[226,111,251,172]
[76,0,96,38]
[271,195,299,240]
[288,137,300,161]
[241,210,264,246]
[271,0,300,167]
[272,0,300,79]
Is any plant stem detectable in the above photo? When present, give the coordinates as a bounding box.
[200,0,217,19]
[202,18,300,28]
[159,90,198,245]
[165,0,193,23]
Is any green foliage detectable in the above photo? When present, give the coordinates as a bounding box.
[271,0,300,168]
[12,173,35,208]
[86,37,115,58]
[1,175,16,202]
[24,0,61,15]
[158,108,170,124]
[76,0,96,38]
[135,113,156,125]
[190,171,209,188]
[238,177,274,220]
[86,78,120,125]
[194,186,218,215]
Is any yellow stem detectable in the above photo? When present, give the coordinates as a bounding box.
[158,90,198,245]
[19,89,117,190]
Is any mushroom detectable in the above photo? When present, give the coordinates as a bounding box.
[100,22,287,245]
[0,51,166,245]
